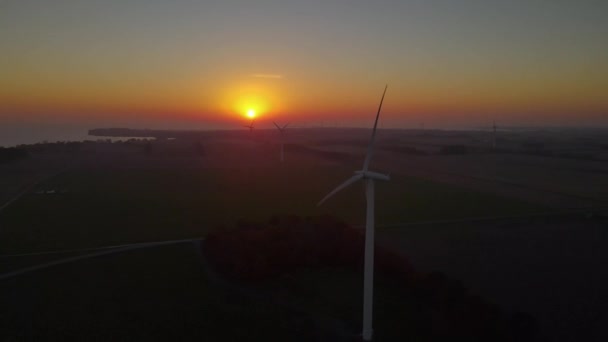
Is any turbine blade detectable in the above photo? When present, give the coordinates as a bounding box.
[273,121,281,130]
[317,174,364,206]
[363,85,388,172]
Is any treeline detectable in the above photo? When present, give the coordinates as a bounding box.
[21,141,84,153]
[0,147,28,163]
[10,139,208,157]
[203,215,538,341]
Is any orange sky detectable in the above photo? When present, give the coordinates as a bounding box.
[1,1,607,130]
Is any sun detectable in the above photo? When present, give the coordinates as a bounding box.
[246,109,256,118]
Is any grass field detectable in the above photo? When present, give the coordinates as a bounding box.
[0,165,545,254]
[0,243,316,341]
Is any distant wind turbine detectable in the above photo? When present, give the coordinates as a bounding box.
[243,119,255,134]
[273,121,289,162]
[318,85,389,342]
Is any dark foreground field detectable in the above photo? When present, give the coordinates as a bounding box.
[0,164,542,255]
[0,243,311,341]
[3,214,606,341]
[379,215,608,342]
[1,129,607,341]
[0,222,531,342]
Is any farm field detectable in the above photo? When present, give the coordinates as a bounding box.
[1,128,607,342]
[378,215,608,342]
[373,152,608,207]
[0,163,544,255]
[0,241,486,341]
[0,243,311,341]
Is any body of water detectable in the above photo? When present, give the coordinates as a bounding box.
[0,124,94,147]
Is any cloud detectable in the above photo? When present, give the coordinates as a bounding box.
[250,73,283,79]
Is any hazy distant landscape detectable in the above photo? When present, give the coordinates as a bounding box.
[1,127,607,341]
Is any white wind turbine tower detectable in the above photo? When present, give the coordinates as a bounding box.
[318,85,389,342]
[273,121,289,162]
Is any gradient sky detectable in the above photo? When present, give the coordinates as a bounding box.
[1,0,607,134]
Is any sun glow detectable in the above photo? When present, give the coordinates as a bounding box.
[233,96,266,119]
[219,80,287,120]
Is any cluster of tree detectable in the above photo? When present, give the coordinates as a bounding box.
[16,141,83,154]
[0,147,28,163]
[203,215,537,341]
[204,215,414,282]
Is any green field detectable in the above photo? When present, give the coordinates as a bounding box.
[0,165,545,254]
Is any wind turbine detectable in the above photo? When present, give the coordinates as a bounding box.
[243,119,255,134]
[273,121,289,162]
[318,85,389,342]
